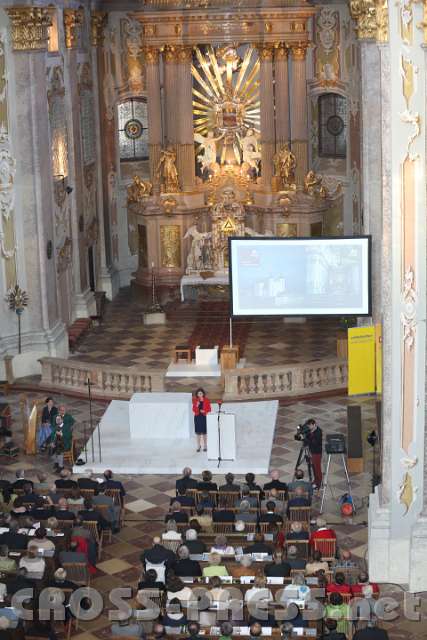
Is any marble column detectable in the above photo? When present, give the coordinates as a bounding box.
[176,46,195,192]
[258,45,275,187]
[163,46,177,147]
[289,44,309,184]
[144,47,162,191]
[274,44,290,149]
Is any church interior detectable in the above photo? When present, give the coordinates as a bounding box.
[0,0,426,637]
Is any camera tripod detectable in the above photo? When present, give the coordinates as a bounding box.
[294,441,314,483]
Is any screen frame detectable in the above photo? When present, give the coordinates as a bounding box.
[228,235,372,318]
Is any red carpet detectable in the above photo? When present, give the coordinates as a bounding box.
[187,301,250,355]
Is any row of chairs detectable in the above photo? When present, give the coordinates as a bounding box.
[184,489,304,508]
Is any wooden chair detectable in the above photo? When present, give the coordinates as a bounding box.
[63,439,75,467]
[285,539,309,559]
[264,490,287,502]
[288,506,311,523]
[288,490,310,501]
[242,522,257,534]
[79,488,96,501]
[56,518,75,531]
[137,588,164,613]
[259,522,275,534]
[218,491,240,509]
[61,561,90,586]
[180,505,194,518]
[212,522,234,534]
[93,503,113,543]
[249,490,260,506]
[81,519,103,560]
[313,537,337,562]
[334,566,361,585]
[161,538,182,553]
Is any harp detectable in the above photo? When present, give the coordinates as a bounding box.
[20,395,38,455]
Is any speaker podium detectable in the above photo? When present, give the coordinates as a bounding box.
[207,410,236,463]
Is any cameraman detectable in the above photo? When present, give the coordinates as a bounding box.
[306,418,322,489]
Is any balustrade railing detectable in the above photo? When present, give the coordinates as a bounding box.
[223,358,347,400]
[39,358,164,399]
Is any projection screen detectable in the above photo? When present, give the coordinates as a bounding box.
[229,236,371,317]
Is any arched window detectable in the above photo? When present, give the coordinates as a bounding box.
[118,98,149,161]
[318,93,347,159]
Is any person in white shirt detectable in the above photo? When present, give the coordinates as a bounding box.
[27,527,55,553]
[280,574,311,603]
[210,534,234,556]
[19,548,45,576]
[305,550,329,575]
[245,576,273,604]
[162,520,183,542]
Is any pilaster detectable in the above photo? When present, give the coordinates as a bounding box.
[274,44,290,148]
[289,43,309,183]
[144,47,162,191]
[258,44,275,187]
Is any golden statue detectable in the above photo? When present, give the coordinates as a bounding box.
[127,175,153,203]
[304,170,328,198]
[273,144,296,188]
[157,145,179,193]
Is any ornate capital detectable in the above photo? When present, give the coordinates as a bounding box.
[349,0,388,42]
[144,46,160,64]
[289,43,308,61]
[275,43,289,60]
[257,44,274,62]
[176,45,193,64]
[163,45,177,63]
[63,8,84,49]
[5,7,52,51]
[90,11,107,47]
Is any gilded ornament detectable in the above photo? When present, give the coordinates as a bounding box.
[6,7,52,51]
[143,46,160,64]
[160,225,181,268]
[257,44,274,61]
[144,23,156,37]
[127,175,153,203]
[398,472,415,515]
[290,22,306,33]
[175,23,182,36]
[349,0,388,42]
[290,43,308,61]
[273,144,297,189]
[63,8,84,49]
[401,56,415,110]
[162,196,177,214]
[304,170,328,198]
[177,46,193,63]
[163,45,176,63]
[157,146,180,193]
[264,22,272,34]
[275,43,288,60]
[90,11,107,47]
[315,8,340,84]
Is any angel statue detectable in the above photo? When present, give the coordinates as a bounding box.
[304,170,328,198]
[273,144,297,188]
[127,175,152,204]
[156,145,179,193]
[241,128,261,175]
[183,225,212,272]
[194,131,222,173]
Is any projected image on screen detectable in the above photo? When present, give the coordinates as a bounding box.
[229,237,371,316]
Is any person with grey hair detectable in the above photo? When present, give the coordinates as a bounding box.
[184,528,206,554]
[210,534,234,555]
[229,553,260,579]
[281,573,311,602]
[165,502,188,524]
[174,545,202,577]
[176,467,198,494]
[281,622,294,640]
[236,485,258,509]
[238,499,257,523]
[287,521,309,541]
[162,520,182,542]
[219,621,233,640]
[12,470,32,493]
[264,550,291,578]
[286,545,306,570]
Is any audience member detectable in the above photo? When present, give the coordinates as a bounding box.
[162,597,187,628]
[53,497,76,521]
[162,520,182,543]
[321,618,348,640]
[332,548,359,571]
[245,473,263,498]
[280,573,311,603]
[184,529,206,554]
[324,592,350,635]
[19,547,45,576]
[229,554,260,579]
[12,470,33,493]
[238,500,257,523]
[305,550,329,575]
[327,571,351,595]
[202,552,229,577]
[165,502,188,524]
[166,576,195,605]
[78,498,110,531]
[212,508,235,523]
[0,546,15,574]
[0,520,27,550]
[138,568,165,591]
[219,473,240,493]
[174,545,202,577]
[142,536,176,569]
[264,551,291,578]
[59,540,87,565]
[263,469,288,492]
[287,521,309,541]
[286,545,307,570]
[288,469,313,497]
[287,486,310,516]
[172,487,195,508]
[237,486,259,509]
[102,470,126,503]
[110,611,144,637]
[47,567,78,592]
[245,576,273,605]
[197,470,217,492]
[259,501,283,525]
[55,469,77,490]
[261,488,285,515]
[28,527,55,552]
[243,533,273,555]
[176,468,198,494]
[92,483,121,531]
[249,622,263,640]
[310,517,336,547]
[352,622,389,640]
[219,621,233,640]
[351,571,379,597]
[77,473,100,494]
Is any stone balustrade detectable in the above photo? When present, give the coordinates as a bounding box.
[39,357,164,399]
[223,358,347,400]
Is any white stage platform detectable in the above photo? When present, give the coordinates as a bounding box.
[74,400,278,475]
[165,361,222,377]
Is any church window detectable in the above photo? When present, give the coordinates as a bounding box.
[118,98,149,161]
[318,93,347,159]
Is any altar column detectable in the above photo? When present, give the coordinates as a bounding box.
[289,44,309,184]
[258,45,275,187]
[163,46,177,147]
[274,44,290,148]
[176,46,195,192]
[144,47,162,192]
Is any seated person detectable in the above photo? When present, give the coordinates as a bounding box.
[92,484,121,531]
[162,520,182,542]
[245,473,263,500]
[176,467,198,495]
[236,500,256,524]
[286,521,309,541]
[29,496,54,521]
[55,469,78,490]
[138,568,165,591]
[264,551,291,578]
[280,573,311,603]
[219,473,240,493]
[245,576,273,605]
[259,501,283,525]
[0,520,28,550]
[165,502,188,524]
[184,528,206,554]
[110,611,145,637]
[197,470,217,492]
[229,554,260,580]
[305,550,329,575]
[21,483,37,505]
[0,545,16,574]
[263,469,288,493]
[171,487,195,508]
[47,567,78,593]
[210,534,234,555]
[261,488,285,516]
[309,517,336,547]
[52,497,76,521]
[27,527,55,553]
[202,552,229,578]
[212,509,235,523]
[19,548,46,576]
[209,575,231,606]
[166,576,196,606]
[288,468,313,498]
[326,571,351,595]
[78,498,110,531]
[236,486,258,509]
[11,470,33,493]
[162,597,188,628]
[198,492,215,509]
[142,536,176,568]
[350,571,379,596]
[287,486,310,516]
[332,549,359,571]
[173,545,202,577]
[320,617,348,640]
[77,473,100,495]
[324,592,350,635]
[286,545,307,570]
[101,469,126,503]
[243,533,273,555]
[67,488,84,509]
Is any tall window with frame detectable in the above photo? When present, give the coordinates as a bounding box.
[318,93,347,159]
[118,98,149,161]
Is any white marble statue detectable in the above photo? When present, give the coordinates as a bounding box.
[244,227,274,237]
[184,225,212,272]
[194,131,222,172]
[241,128,261,172]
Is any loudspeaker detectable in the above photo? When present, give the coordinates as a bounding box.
[347,404,363,472]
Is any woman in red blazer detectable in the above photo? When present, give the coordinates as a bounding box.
[192,387,211,452]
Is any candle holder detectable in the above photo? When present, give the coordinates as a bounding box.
[143,264,166,325]
[5,284,29,354]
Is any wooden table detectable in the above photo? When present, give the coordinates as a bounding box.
[174,345,193,363]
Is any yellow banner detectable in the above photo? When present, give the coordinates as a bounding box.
[375,323,382,394]
[348,326,376,395]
